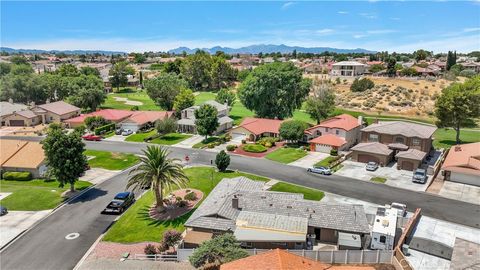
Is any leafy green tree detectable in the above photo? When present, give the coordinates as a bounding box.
[9,55,28,65]
[42,125,87,192]
[449,64,463,76]
[386,57,397,77]
[80,66,100,77]
[0,62,11,76]
[180,51,213,91]
[238,62,311,119]
[413,49,430,62]
[369,64,384,73]
[173,88,195,116]
[435,76,480,144]
[145,73,188,110]
[109,61,135,91]
[161,230,182,252]
[194,104,219,140]
[215,88,236,107]
[127,146,189,213]
[67,75,105,111]
[10,64,34,75]
[139,71,143,85]
[155,116,177,135]
[446,51,457,71]
[350,78,375,92]
[400,67,419,76]
[211,57,237,89]
[215,150,230,172]
[133,53,146,64]
[237,69,251,82]
[56,64,80,77]
[0,73,47,103]
[279,120,308,142]
[305,82,336,124]
[84,116,110,130]
[189,234,248,269]
[163,58,183,74]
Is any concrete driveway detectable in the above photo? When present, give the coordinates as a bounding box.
[0,210,51,248]
[288,152,330,168]
[439,181,480,205]
[103,135,126,142]
[172,135,204,148]
[80,168,120,185]
[336,160,432,192]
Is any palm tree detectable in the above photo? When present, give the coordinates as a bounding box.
[127,145,189,213]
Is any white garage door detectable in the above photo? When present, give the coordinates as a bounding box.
[315,144,332,153]
[121,123,140,133]
[231,132,247,141]
[450,172,480,187]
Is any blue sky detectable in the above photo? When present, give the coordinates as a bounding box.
[1,1,479,53]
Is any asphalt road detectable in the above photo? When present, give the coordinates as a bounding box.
[0,138,479,270]
[0,168,139,270]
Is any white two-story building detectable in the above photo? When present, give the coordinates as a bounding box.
[177,100,233,134]
[331,61,367,77]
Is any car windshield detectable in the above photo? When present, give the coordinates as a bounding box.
[415,171,425,176]
[367,162,376,166]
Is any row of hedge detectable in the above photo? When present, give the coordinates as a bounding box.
[2,171,32,181]
[94,123,116,135]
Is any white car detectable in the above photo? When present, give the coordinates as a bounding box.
[365,161,379,171]
[121,129,133,136]
[307,166,332,175]
[391,202,407,217]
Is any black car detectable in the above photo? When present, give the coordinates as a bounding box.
[0,206,8,216]
[102,192,135,214]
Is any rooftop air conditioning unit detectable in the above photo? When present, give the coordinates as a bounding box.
[402,244,410,256]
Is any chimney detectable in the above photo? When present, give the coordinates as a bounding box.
[232,195,239,209]
[358,116,363,126]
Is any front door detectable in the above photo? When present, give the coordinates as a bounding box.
[314,228,320,240]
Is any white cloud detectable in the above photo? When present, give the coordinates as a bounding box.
[366,29,396,34]
[316,28,335,35]
[463,27,480,32]
[337,11,348,14]
[353,34,367,39]
[281,2,295,10]
[359,12,377,19]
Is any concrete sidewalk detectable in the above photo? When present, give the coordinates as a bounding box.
[0,210,51,248]
[80,168,120,185]
[172,135,204,149]
[288,152,330,168]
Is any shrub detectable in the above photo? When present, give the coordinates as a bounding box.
[226,144,236,151]
[144,244,157,255]
[257,137,278,147]
[264,142,272,148]
[279,120,308,142]
[156,117,177,135]
[189,234,248,269]
[84,116,110,131]
[207,143,215,149]
[330,149,338,156]
[215,150,231,172]
[178,200,188,207]
[157,242,168,253]
[162,230,183,252]
[350,78,375,92]
[184,191,198,201]
[241,139,246,144]
[242,144,267,153]
[73,125,86,135]
[459,69,476,78]
[2,171,32,181]
[94,123,115,135]
[131,105,139,111]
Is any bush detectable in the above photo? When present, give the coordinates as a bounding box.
[156,117,177,135]
[84,116,110,131]
[330,149,338,156]
[2,171,32,181]
[178,200,188,207]
[350,78,375,92]
[257,137,278,147]
[226,144,236,151]
[189,234,248,268]
[144,244,157,255]
[184,191,198,201]
[94,123,115,135]
[215,150,230,172]
[242,144,267,153]
[459,69,476,78]
[241,139,246,144]
[207,143,215,149]
[73,125,86,135]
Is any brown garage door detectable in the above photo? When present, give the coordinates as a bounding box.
[9,120,25,126]
[358,154,380,163]
[402,161,414,171]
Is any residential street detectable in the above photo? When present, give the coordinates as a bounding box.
[0,138,479,270]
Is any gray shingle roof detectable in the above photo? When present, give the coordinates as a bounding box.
[351,142,393,156]
[395,149,427,160]
[185,177,370,235]
[361,121,436,139]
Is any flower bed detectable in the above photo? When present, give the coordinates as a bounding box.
[242,144,268,153]
[149,189,203,221]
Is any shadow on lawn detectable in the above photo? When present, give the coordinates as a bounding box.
[136,206,195,227]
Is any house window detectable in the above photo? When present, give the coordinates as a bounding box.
[50,116,53,121]
[368,134,379,142]
[273,242,287,246]
[380,236,386,243]
[336,130,340,135]
[412,138,421,146]
[316,130,321,136]
[326,128,329,132]
[395,137,405,144]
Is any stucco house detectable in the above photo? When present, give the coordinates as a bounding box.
[350,121,436,170]
[441,142,480,186]
[183,177,370,250]
[119,111,174,133]
[177,100,233,134]
[2,101,80,127]
[305,114,362,153]
[0,139,47,178]
[331,61,367,77]
[230,117,284,142]
[0,100,28,126]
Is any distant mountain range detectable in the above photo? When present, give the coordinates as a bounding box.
[0,47,126,55]
[168,44,376,54]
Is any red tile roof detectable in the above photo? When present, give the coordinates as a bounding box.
[305,114,360,134]
[238,117,284,135]
[220,249,329,270]
[442,142,480,176]
[124,111,174,125]
[309,134,346,147]
[65,109,134,124]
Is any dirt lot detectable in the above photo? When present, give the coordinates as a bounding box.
[304,75,461,118]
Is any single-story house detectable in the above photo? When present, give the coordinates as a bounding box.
[0,139,47,178]
[230,117,284,141]
[0,100,28,126]
[184,177,370,250]
[37,101,81,123]
[119,111,174,132]
[305,114,362,153]
[3,110,43,127]
[64,109,135,128]
[441,142,480,186]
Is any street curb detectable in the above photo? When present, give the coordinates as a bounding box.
[0,165,138,252]
[73,232,105,270]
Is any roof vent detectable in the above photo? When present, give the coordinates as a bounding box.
[287,206,292,209]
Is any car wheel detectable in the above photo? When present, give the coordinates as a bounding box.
[307,169,311,172]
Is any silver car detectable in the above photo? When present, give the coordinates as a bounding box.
[307,166,332,175]
[366,162,379,171]
[412,169,427,184]
[121,129,133,136]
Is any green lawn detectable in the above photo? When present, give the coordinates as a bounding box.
[0,179,92,211]
[192,136,220,149]
[265,147,307,164]
[314,156,337,167]
[194,92,217,105]
[103,167,269,243]
[270,182,324,201]
[102,89,161,111]
[242,144,268,153]
[370,177,387,183]
[151,133,192,145]
[125,130,156,142]
[433,128,480,149]
[84,150,140,170]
